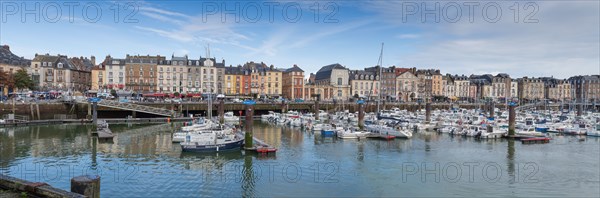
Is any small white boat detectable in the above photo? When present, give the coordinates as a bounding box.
[480,127,505,139]
[224,112,240,122]
[517,127,545,137]
[337,128,370,139]
[586,124,600,137]
[465,125,484,137]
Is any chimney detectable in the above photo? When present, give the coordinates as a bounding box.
[1,45,9,51]
[91,56,96,65]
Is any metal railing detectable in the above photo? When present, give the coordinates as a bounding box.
[76,99,178,117]
[2,114,29,122]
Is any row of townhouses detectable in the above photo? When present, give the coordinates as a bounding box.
[1,45,599,103]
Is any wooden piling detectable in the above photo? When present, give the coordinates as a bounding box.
[92,102,98,125]
[425,102,431,123]
[70,175,100,198]
[314,100,319,121]
[218,99,224,124]
[508,105,516,136]
[244,104,254,149]
[358,102,365,130]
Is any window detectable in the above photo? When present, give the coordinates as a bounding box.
[337,78,342,85]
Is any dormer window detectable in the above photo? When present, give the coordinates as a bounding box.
[57,63,63,68]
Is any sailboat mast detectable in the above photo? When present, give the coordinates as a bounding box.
[206,44,212,119]
[377,43,384,113]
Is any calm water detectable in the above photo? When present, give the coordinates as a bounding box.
[1,122,599,197]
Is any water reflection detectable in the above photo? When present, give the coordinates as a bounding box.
[241,155,255,197]
[507,139,516,184]
[1,123,599,197]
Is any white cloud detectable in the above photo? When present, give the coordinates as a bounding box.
[397,34,420,39]
[363,1,600,78]
[135,5,254,53]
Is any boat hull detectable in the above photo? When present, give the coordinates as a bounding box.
[321,130,336,137]
[181,139,244,152]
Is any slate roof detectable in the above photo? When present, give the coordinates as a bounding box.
[32,54,60,63]
[315,63,346,81]
[349,70,377,80]
[225,66,245,75]
[0,45,29,66]
[284,65,304,73]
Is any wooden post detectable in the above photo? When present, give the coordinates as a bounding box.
[358,102,365,130]
[425,102,431,123]
[244,104,254,149]
[218,99,224,124]
[92,102,98,125]
[70,175,100,198]
[314,100,319,121]
[87,103,92,119]
[489,101,495,118]
[30,103,35,120]
[508,105,516,136]
[36,102,40,120]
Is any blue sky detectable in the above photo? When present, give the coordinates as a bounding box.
[1,0,599,79]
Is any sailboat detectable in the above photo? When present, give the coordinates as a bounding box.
[180,45,244,152]
[363,43,413,139]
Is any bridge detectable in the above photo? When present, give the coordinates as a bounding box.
[515,101,546,111]
[74,99,179,117]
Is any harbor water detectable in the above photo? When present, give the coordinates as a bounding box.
[1,122,599,197]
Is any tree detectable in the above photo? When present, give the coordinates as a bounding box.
[110,89,117,98]
[0,70,12,94]
[174,92,180,97]
[12,69,33,90]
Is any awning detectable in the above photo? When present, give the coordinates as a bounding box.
[186,93,201,97]
[143,93,165,97]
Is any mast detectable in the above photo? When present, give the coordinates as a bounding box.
[377,43,384,113]
[205,44,212,119]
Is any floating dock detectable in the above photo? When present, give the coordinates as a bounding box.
[243,136,277,154]
[94,120,114,140]
[521,137,551,144]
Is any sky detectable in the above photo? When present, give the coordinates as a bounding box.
[1,0,599,79]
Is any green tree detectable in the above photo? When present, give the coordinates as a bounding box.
[174,92,180,97]
[110,89,117,98]
[12,69,33,90]
[0,70,12,94]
